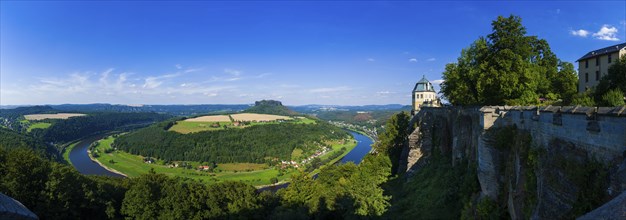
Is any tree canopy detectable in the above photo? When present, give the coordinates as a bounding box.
[594,55,626,106]
[440,15,578,106]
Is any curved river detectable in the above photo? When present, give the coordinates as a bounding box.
[69,130,373,178]
[69,134,125,177]
[339,131,374,164]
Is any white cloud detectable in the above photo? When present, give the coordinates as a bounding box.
[184,68,202,73]
[224,68,241,76]
[432,79,445,84]
[256,73,272,78]
[409,58,418,62]
[309,86,351,93]
[142,73,180,89]
[175,64,182,69]
[376,91,396,97]
[592,25,620,41]
[99,68,114,84]
[205,93,218,97]
[142,77,163,89]
[570,29,590,37]
[367,58,375,62]
[279,84,299,88]
[426,58,436,62]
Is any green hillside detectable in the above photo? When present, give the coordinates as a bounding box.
[114,120,349,164]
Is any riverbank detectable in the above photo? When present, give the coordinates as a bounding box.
[62,141,78,165]
[87,148,128,177]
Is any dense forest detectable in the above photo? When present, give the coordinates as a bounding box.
[0,115,401,219]
[37,112,171,143]
[114,121,349,163]
[314,108,410,128]
[0,127,60,161]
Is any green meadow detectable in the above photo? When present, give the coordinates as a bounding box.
[26,122,52,132]
[91,134,354,186]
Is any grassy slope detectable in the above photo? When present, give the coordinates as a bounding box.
[92,134,355,186]
[26,122,51,132]
[62,142,79,165]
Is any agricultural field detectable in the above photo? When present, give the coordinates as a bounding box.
[91,134,355,186]
[24,113,86,120]
[169,121,233,134]
[230,113,292,122]
[184,115,231,122]
[168,113,315,134]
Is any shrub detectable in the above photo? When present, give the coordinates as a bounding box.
[600,88,625,107]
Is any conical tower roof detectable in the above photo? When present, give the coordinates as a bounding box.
[413,75,435,92]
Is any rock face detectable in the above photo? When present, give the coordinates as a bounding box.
[401,106,626,219]
[244,100,296,116]
[0,193,38,220]
[577,191,626,220]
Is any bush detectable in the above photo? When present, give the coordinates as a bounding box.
[571,91,596,106]
[600,88,625,107]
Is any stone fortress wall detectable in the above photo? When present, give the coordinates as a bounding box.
[480,105,626,162]
[401,105,626,219]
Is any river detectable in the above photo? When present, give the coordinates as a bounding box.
[68,134,125,177]
[69,130,373,179]
[339,131,373,164]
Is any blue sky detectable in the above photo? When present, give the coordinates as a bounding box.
[1,1,625,105]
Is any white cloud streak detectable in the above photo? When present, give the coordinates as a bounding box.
[224,68,241,76]
[309,86,351,93]
[570,29,590,37]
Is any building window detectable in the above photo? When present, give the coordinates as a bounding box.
[585,60,588,68]
[585,73,588,82]
[608,54,612,63]
[596,57,599,66]
[596,71,600,81]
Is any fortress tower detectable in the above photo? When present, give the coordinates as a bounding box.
[412,75,440,114]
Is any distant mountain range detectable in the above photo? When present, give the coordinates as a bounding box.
[0,103,408,116]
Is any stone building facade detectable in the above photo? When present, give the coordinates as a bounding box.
[577,42,626,92]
